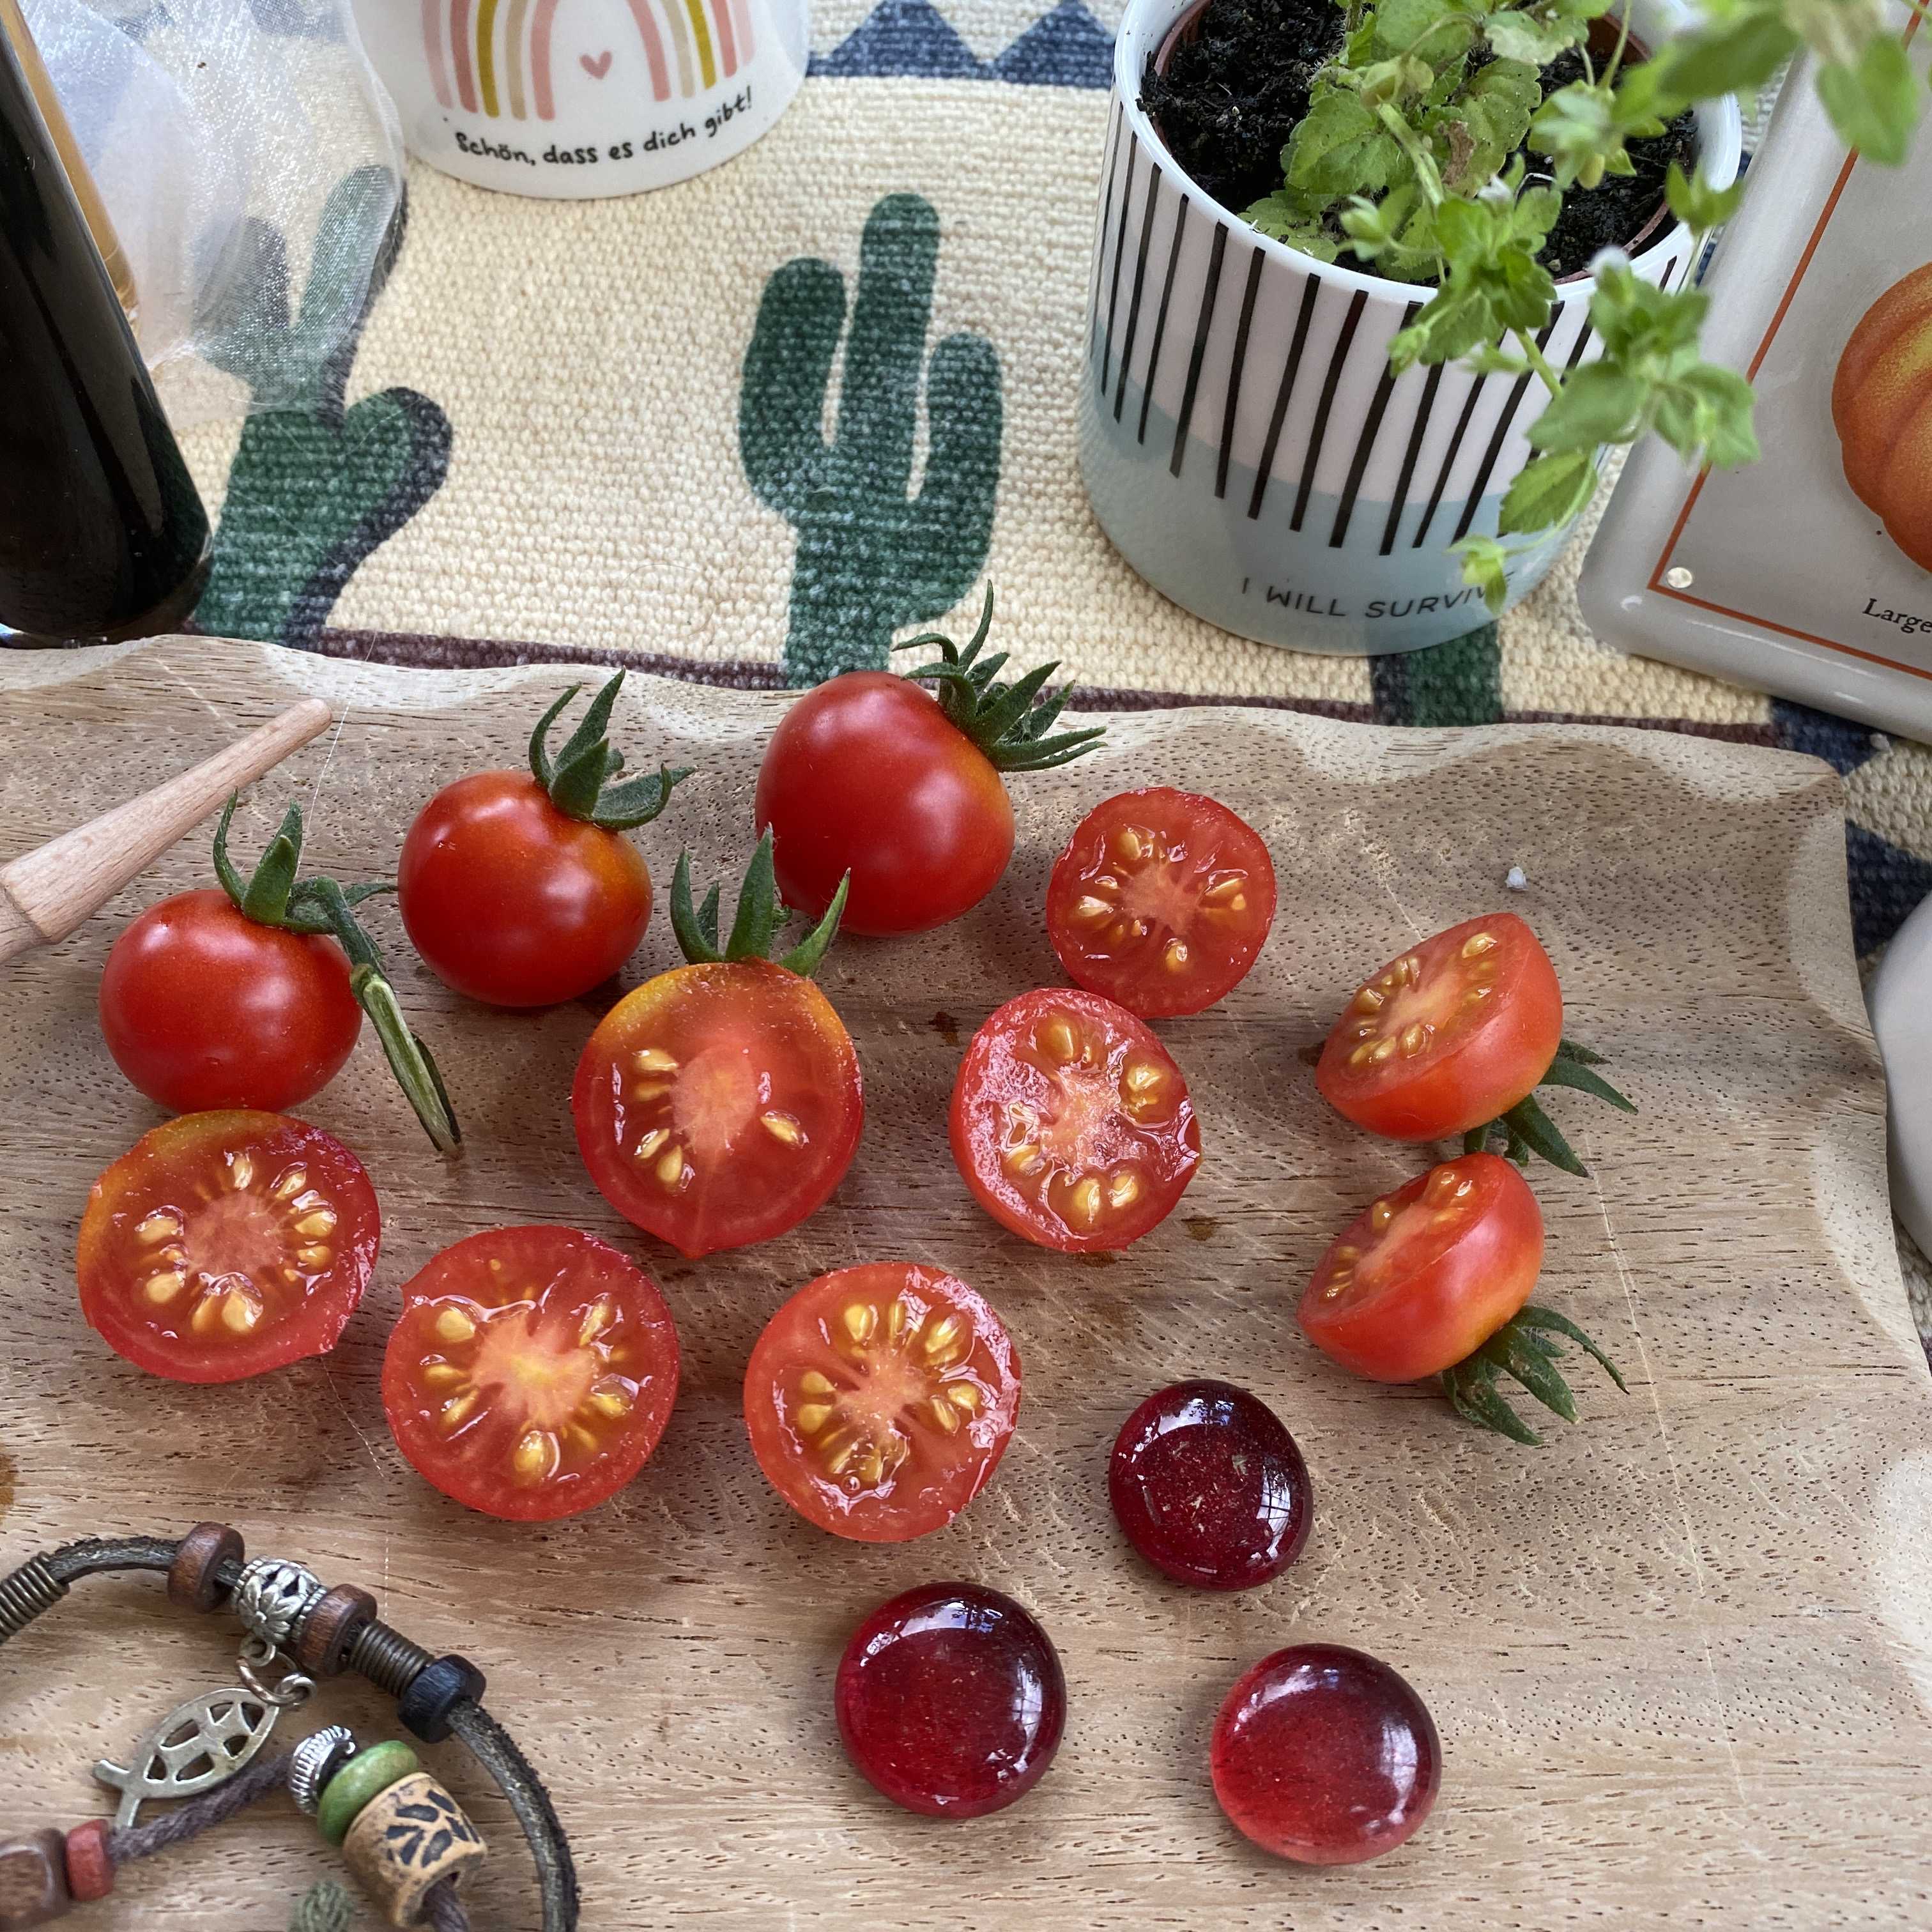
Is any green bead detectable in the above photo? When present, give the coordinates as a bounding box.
[316,1741,419,1846]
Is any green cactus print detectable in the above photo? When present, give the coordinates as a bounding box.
[1370,623,1505,726]
[740,193,1003,687]
[195,167,451,650]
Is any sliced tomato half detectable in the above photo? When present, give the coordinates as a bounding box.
[382,1225,680,1522]
[1315,913,1563,1142]
[745,1262,1022,1542]
[571,960,863,1258]
[77,1111,379,1383]
[1299,1154,1545,1383]
[1046,788,1277,1017]
[949,987,1200,1252]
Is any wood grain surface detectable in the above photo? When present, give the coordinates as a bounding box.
[0,634,1927,1931]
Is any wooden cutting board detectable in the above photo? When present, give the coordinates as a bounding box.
[0,634,1927,1930]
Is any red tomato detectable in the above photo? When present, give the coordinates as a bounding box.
[744,1262,1022,1542]
[950,988,1200,1252]
[572,961,862,1257]
[77,1112,379,1383]
[381,1225,679,1522]
[755,673,1015,936]
[1299,1154,1544,1382]
[98,890,361,1114]
[1316,914,1563,1141]
[399,772,655,1008]
[1046,788,1276,1017]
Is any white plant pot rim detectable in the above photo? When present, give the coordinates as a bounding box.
[1115,0,1745,307]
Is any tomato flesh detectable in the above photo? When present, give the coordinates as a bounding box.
[1315,913,1563,1141]
[1299,1153,1544,1383]
[381,1225,679,1522]
[1046,788,1276,1017]
[399,772,654,1008]
[950,988,1200,1252]
[755,672,1016,936]
[744,1262,1022,1542]
[99,890,361,1114]
[77,1112,379,1383]
[572,961,862,1257]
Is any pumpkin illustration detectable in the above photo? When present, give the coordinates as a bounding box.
[1832,263,1932,573]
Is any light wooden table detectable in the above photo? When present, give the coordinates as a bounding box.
[0,636,1927,1929]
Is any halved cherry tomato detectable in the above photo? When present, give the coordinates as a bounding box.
[99,891,361,1114]
[571,961,862,1257]
[1046,788,1276,1017]
[381,1225,679,1522]
[77,1112,379,1383]
[950,988,1200,1252]
[1299,1154,1544,1383]
[400,774,654,1008]
[744,1262,1022,1542]
[1316,914,1563,1141]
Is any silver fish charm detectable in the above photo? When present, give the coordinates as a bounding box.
[93,1685,279,1829]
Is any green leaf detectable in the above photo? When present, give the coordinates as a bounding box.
[1516,1305,1628,1392]
[1816,32,1919,164]
[1377,0,1468,53]
[1452,533,1513,615]
[1528,363,1646,452]
[1392,288,1499,369]
[1288,92,1406,195]
[1246,190,1343,259]
[1539,1055,1638,1112]
[1500,1091,1589,1174]
[1652,363,1761,467]
[1664,160,1746,234]
[1646,10,1800,107]
[1485,8,1586,66]
[1498,450,1598,535]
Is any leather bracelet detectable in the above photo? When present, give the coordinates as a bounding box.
[0,1528,578,1932]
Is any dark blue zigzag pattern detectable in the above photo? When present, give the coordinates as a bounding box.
[810,0,1114,87]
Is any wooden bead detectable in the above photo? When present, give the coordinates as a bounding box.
[293,1584,377,1676]
[59,1824,109,1905]
[167,1523,244,1613]
[0,1830,70,1927]
[341,1773,487,1928]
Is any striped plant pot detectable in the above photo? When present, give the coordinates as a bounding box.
[1078,0,1742,655]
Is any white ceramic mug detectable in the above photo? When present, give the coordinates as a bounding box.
[351,0,808,197]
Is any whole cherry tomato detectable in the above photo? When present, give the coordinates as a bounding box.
[401,675,689,1007]
[100,890,359,1114]
[572,836,861,1257]
[77,1111,379,1383]
[96,799,458,1151]
[755,590,1104,936]
[1316,914,1563,1141]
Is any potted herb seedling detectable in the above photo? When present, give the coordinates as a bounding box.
[1080,0,1924,654]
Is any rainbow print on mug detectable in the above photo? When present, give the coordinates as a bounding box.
[355,0,806,194]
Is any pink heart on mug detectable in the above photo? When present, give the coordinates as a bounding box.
[580,50,613,77]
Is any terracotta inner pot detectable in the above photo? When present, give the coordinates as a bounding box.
[1148,0,1677,277]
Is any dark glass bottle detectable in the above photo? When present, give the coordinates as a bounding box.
[0,24,209,645]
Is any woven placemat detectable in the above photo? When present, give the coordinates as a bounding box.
[167,0,1932,1342]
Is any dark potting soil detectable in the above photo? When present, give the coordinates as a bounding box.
[1139,0,1698,282]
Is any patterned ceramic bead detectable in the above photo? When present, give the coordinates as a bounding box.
[316,1740,420,1846]
[0,1829,69,1928]
[341,1772,487,1928]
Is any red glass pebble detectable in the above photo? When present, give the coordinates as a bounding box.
[835,1583,1066,1819]
[61,1822,111,1905]
[1211,1644,1441,1864]
[1109,1379,1312,1590]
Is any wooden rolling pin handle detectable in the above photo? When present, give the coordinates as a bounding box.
[0,698,335,966]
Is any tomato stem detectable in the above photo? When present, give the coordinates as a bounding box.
[528,672,694,829]
[668,829,848,976]
[213,795,462,1154]
[1440,1305,1625,1445]
[1465,1037,1636,1177]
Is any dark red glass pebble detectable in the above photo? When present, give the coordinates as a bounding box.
[1211,1643,1441,1864]
[1108,1379,1312,1590]
[835,1582,1066,1819]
